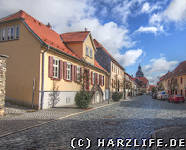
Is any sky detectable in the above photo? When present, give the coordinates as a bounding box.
[0,0,186,84]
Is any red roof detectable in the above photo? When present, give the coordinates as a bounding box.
[61,31,90,42]
[94,60,107,73]
[93,39,124,71]
[173,61,186,76]
[0,10,107,73]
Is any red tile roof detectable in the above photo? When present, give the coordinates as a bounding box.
[0,10,107,73]
[0,10,78,58]
[61,31,90,43]
[173,61,186,76]
[93,39,124,71]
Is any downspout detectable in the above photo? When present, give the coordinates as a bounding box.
[40,45,50,110]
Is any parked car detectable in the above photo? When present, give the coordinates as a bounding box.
[152,92,157,99]
[168,95,185,103]
[157,91,169,100]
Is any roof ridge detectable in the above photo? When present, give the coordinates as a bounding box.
[61,31,90,34]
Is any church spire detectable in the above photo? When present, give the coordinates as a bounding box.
[136,64,144,77]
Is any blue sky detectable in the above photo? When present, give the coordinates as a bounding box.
[0,0,186,84]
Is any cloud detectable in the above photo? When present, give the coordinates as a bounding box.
[143,57,178,84]
[115,49,143,67]
[136,25,164,34]
[0,0,137,68]
[150,0,186,25]
[141,2,161,14]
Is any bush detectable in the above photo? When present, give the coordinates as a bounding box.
[112,92,123,102]
[75,91,91,109]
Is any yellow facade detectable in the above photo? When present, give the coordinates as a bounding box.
[0,20,41,107]
[110,61,124,93]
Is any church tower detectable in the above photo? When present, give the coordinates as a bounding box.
[136,64,144,77]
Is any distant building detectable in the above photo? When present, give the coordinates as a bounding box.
[135,64,149,93]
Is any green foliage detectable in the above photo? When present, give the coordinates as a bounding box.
[151,87,157,93]
[75,90,91,109]
[112,92,123,102]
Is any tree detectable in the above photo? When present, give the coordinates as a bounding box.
[49,80,60,108]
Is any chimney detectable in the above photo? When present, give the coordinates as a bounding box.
[84,27,88,31]
[46,22,51,28]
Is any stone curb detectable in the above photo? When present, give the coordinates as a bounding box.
[0,100,120,138]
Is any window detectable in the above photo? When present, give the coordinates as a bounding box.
[15,25,20,39]
[180,77,183,84]
[53,58,60,78]
[102,76,104,86]
[2,28,6,41]
[93,72,95,84]
[67,63,71,80]
[10,26,14,40]
[77,66,81,81]
[86,46,89,56]
[7,27,11,40]
[90,48,92,58]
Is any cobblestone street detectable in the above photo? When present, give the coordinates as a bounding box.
[1,95,186,150]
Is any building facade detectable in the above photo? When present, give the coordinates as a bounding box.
[0,10,108,109]
[94,39,125,97]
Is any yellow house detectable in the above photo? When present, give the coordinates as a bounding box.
[0,10,108,109]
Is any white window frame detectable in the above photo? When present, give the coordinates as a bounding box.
[90,48,92,58]
[10,26,14,40]
[86,46,89,56]
[66,62,71,80]
[52,58,60,79]
[2,28,6,41]
[77,66,81,81]
[92,72,95,84]
[7,27,11,40]
[15,25,20,39]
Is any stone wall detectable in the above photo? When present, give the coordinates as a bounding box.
[0,55,8,116]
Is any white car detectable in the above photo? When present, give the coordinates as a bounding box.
[157,91,169,100]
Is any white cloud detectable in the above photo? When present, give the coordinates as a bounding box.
[143,57,178,84]
[150,0,186,25]
[136,25,164,34]
[141,2,161,14]
[115,49,143,67]
[0,0,137,68]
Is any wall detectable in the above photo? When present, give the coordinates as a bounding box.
[0,55,8,116]
[0,20,41,108]
[83,35,95,65]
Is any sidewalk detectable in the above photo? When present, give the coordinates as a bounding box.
[152,126,186,150]
[0,100,119,138]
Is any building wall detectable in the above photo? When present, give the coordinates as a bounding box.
[0,20,41,108]
[110,61,124,93]
[176,75,186,98]
[0,55,7,116]
[40,50,107,109]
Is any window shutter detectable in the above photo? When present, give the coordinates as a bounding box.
[74,66,77,81]
[63,62,67,80]
[87,70,90,90]
[91,71,93,85]
[95,73,98,85]
[48,56,53,78]
[71,64,74,81]
[99,74,102,85]
[59,60,63,80]
[80,67,82,82]
[103,76,104,86]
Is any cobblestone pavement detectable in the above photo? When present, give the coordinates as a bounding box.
[0,95,186,150]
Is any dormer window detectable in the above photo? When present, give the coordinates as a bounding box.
[2,28,6,41]
[90,48,92,58]
[11,26,14,40]
[86,46,89,56]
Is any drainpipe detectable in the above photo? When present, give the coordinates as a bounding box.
[40,45,50,110]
